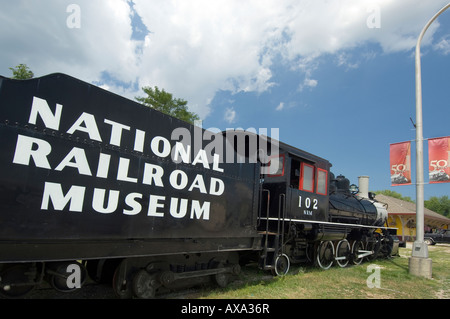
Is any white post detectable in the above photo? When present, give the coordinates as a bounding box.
[410,2,450,278]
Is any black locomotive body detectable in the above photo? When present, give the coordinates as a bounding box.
[0,74,397,298]
[256,143,397,274]
[0,74,260,298]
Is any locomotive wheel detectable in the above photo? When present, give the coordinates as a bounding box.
[214,263,230,287]
[132,269,157,299]
[316,241,335,270]
[366,235,381,261]
[351,240,365,265]
[380,235,394,257]
[271,254,290,276]
[112,260,133,299]
[213,262,241,287]
[335,240,350,268]
[0,265,37,299]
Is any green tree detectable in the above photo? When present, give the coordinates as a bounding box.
[135,86,200,124]
[9,64,34,80]
[424,196,450,218]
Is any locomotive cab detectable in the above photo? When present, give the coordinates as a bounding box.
[257,143,334,273]
[260,143,331,224]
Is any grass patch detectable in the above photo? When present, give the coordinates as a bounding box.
[197,244,450,299]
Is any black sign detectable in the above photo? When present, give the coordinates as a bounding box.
[0,74,259,243]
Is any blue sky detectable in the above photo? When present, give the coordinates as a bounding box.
[1,0,449,200]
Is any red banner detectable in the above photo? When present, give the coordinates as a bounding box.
[390,142,411,186]
[428,136,450,184]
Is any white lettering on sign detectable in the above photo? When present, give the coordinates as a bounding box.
[24,96,225,172]
[11,96,234,221]
[41,182,85,212]
[28,97,62,130]
[67,112,102,142]
[40,182,211,220]
[13,135,52,169]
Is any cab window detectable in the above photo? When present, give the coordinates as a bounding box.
[267,154,285,177]
[300,163,315,192]
[316,168,328,195]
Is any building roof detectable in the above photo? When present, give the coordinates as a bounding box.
[375,194,450,227]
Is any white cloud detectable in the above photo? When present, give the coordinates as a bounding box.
[434,36,450,55]
[1,0,449,119]
[336,52,360,70]
[0,0,140,84]
[299,78,318,91]
[224,107,237,124]
[275,102,285,111]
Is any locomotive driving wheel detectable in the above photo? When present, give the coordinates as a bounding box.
[366,234,381,261]
[351,240,365,265]
[335,239,350,268]
[316,241,335,270]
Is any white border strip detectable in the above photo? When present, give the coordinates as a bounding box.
[258,217,397,230]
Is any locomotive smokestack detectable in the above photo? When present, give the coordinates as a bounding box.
[358,176,369,199]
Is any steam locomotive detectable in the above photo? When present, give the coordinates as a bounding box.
[0,74,397,298]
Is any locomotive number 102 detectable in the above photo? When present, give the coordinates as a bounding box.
[298,195,318,215]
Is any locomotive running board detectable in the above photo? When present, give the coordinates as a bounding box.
[258,217,397,230]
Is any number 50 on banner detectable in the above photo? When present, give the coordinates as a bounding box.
[428,136,450,184]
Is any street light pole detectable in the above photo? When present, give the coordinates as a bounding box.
[410,2,450,278]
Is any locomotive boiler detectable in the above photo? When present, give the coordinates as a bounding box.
[0,73,397,298]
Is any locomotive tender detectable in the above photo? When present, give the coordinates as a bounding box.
[0,74,397,298]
